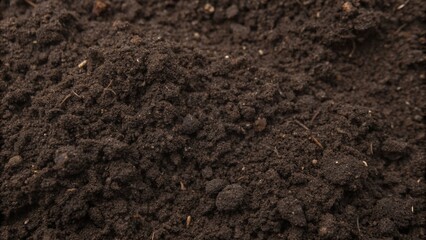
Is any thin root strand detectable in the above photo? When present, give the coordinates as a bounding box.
[25,0,36,8]
[102,80,117,97]
[294,119,310,131]
[59,94,72,106]
[310,109,321,123]
[71,90,83,98]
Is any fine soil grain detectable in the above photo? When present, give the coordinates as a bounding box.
[0,0,425,239]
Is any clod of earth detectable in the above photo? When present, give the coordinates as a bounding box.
[216,184,246,211]
[205,179,228,196]
[181,114,202,135]
[5,155,23,169]
[277,196,307,227]
[381,138,409,161]
[254,117,267,132]
[92,0,109,16]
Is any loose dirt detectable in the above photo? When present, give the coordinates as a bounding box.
[0,0,425,239]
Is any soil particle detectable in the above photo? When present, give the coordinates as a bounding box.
[108,162,137,183]
[5,155,22,169]
[201,166,213,179]
[277,196,307,227]
[254,117,267,132]
[170,153,181,166]
[318,213,337,238]
[181,114,201,135]
[53,146,86,177]
[216,184,246,211]
[92,0,109,16]
[321,153,367,188]
[205,179,228,196]
[342,2,355,13]
[54,151,69,167]
[203,3,215,14]
[381,138,409,161]
[378,218,397,236]
[225,5,239,19]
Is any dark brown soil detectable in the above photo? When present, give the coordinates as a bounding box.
[1,0,425,239]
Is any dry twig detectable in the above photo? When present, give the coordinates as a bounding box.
[311,136,324,149]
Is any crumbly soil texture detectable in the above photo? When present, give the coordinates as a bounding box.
[0,0,425,239]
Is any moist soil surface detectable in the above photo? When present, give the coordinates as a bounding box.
[0,0,425,239]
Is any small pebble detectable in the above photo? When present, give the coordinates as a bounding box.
[342,2,354,13]
[204,3,215,14]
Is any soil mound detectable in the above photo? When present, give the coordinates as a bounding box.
[1,0,425,239]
